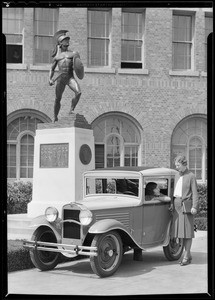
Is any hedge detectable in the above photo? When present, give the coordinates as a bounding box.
[7,181,32,214]
[8,240,34,272]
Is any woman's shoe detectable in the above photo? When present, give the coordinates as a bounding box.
[180,257,192,266]
[179,255,192,264]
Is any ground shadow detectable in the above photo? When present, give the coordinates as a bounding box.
[54,249,207,278]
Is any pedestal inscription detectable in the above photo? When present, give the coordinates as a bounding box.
[40,143,69,168]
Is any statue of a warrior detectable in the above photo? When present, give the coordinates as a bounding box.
[49,30,84,122]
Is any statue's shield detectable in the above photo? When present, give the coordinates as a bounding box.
[74,56,84,80]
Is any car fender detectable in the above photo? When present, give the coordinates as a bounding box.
[29,215,62,242]
[88,219,145,250]
[89,219,130,234]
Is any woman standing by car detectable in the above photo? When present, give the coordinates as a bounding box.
[171,155,199,266]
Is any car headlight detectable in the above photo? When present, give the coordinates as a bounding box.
[45,207,59,223]
[79,209,93,226]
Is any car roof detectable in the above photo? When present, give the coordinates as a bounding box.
[90,166,155,172]
[85,166,177,176]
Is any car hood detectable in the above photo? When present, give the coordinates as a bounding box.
[75,195,141,210]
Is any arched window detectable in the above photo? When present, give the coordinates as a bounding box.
[92,113,141,168]
[7,111,51,180]
[171,115,207,182]
[20,133,34,178]
[188,136,203,180]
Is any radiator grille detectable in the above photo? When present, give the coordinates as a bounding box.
[63,209,80,239]
[95,212,130,228]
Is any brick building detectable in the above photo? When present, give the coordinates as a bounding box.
[3,6,212,183]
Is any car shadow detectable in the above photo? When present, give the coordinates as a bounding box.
[54,249,207,278]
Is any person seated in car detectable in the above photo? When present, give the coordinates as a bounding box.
[145,182,171,201]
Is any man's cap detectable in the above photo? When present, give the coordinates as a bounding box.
[53,30,70,44]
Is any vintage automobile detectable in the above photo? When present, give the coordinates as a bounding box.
[23,166,184,277]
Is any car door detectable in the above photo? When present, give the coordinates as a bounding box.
[141,176,172,247]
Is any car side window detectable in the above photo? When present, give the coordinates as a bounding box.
[86,177,139,196]
[144,178,169,202]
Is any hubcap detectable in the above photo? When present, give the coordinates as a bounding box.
[107,249,114,257]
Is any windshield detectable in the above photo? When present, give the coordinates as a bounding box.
[86,177,140,197]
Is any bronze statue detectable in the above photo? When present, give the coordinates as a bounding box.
[49,30,84,122]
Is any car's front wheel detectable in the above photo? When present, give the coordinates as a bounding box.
[30,227,60,271]
[163,237,184,261]
[90,231,123,277]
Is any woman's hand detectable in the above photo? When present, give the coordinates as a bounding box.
[168,204,174,212]
[49,79,55,86]
[191,207,197,215]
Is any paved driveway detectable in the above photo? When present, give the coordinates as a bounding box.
[7,231,207,296]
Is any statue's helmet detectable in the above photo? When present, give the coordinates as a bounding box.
[53,30,70,45]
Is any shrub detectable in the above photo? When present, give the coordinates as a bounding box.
[196,183,207,218]
[7,181,32,214]
[8,248,34,272]
[8,240,34,272]
[194,183,207,231]
[194,217,207,231]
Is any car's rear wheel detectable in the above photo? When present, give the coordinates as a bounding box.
[163,237,184,261]
[90,231,123,277]
[30,227,60,271]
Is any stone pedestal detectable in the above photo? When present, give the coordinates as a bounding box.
[28,114,95,218]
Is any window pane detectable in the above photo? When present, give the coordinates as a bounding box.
[2,8,24,34]
[95,144,105,169]
[205,16,213,42]
[189,137,202,179]
[121,40,142,61]
[6,44,22,63]
[88,38,109,66]
[122,12,142,40]
[173,15,192,41]
[20,134,34,178]
[7,144,16,178]
[88,9,110,66]
[88,10,110,38]
[106,136,120,167]
[204,16,213,71]
[124,146,138,166]
[34,8,58,64]
[173,43,191,69]
[173,14,193,70]
[3,8,24,64]
[121,11,143,64]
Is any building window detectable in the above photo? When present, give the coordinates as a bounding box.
[87,9,111,67]
[171,115,207,182]
[2,8,24,64]
[93,114,141,169]
[172,12,194,70]
[7,113,46,180]
[20,134,34,178]
[121,9,144,69]
[204,14,213,72]
[106,135,121,167]
[34,8,58,64]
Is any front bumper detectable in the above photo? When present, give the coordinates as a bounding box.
[23,240,98,257]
